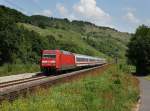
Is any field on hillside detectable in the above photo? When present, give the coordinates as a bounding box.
[19,21,130,58]
[18,23,104,57]
[0,65,139,111]
[0,5,131,76]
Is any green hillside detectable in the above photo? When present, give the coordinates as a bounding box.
[30,15,131,58]
[0,5,131,75]
[18,23,104,57]
[22,15,131,58]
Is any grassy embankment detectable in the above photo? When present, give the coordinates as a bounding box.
[0,64,39,77]
[0,64,139,111]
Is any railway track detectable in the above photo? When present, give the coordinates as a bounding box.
[0,75,47,88]
[0,64,109,103]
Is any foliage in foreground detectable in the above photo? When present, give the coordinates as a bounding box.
[0,65,139,111]
[126,25,150,74]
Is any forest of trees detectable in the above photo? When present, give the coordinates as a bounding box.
[126,25,150,74]
[0,5,52,65]
[0,6,93,65]
[0,5,130,68]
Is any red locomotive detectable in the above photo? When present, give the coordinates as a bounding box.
[40,50,106,73]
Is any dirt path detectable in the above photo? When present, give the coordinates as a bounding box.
[138,77,150,111]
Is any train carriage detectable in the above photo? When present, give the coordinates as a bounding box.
[75,54,106,67]
[75,54,89,67]
[40,50,106,74]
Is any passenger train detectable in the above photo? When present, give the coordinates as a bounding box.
[40,50,106,74]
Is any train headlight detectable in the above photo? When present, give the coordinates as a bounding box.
[50,60,56,63]
[42,60,48,63]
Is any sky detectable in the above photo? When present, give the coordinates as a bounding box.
[0,0,149,33]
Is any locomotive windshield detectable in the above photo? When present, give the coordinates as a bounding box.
[42,54,56,59]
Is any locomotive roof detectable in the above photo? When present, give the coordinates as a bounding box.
[42,50,105,60]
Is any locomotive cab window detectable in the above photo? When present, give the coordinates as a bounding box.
[42,54,56,58]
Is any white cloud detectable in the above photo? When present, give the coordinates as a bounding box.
[124,11,140,24]
[56,3,78,21]
[35,9,52,17]
[56,3,68,17]
[73,0,111,26]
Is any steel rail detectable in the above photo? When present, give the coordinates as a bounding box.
[0,76,47,88]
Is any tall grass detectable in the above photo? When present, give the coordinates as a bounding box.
[0,65,139,111]
[0,64,40,77]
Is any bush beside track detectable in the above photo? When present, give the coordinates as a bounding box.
[0,64,139,111]
[0,64,39,77]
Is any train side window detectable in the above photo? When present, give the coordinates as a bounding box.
[43,54,56,58]
[77,57,85,62]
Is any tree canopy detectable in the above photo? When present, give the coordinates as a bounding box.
[126,25,150,74]
[0,5,131,66]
